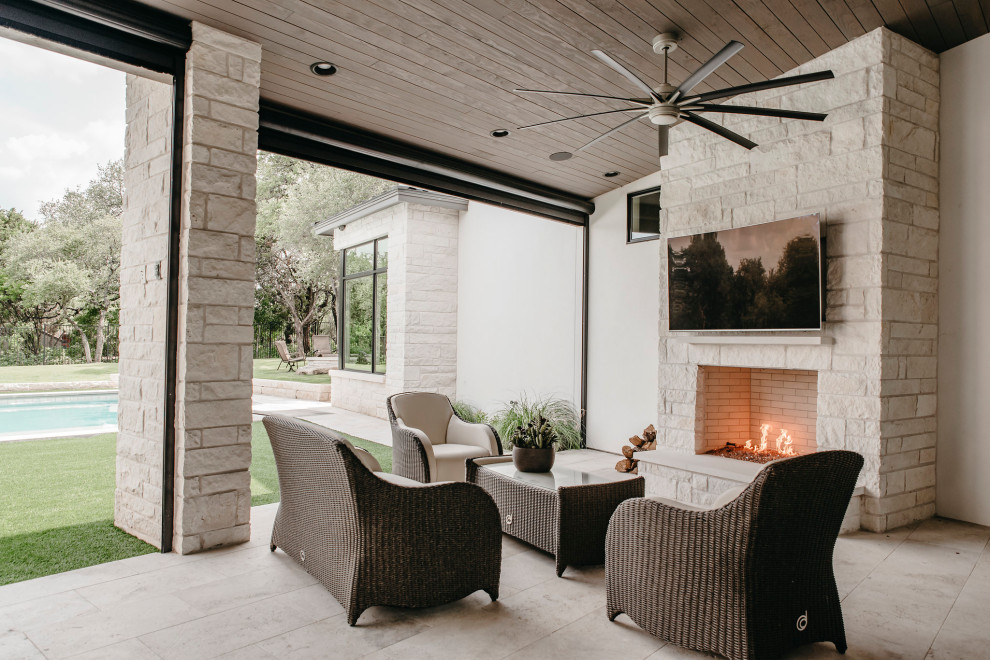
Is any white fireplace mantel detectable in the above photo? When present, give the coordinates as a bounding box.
[670,335,835,346]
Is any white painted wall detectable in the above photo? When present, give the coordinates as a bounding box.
[456,202,582,414]
[937,32,990,527]
[586,173,661,453]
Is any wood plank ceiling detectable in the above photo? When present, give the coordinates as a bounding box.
[135,0,988,198]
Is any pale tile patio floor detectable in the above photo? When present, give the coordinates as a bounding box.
[251,395,392,446]
[1,447,988,659]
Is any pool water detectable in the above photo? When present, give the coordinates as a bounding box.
[0,392,118,441]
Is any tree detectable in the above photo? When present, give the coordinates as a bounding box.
[669,232,733,330]
[0,208,35,327]
[255,153,392,352]
[3,161,123,362]
[773,235,821,328]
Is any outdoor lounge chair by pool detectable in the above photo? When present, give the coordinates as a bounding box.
[312,334,334,357]
[274,340,306,371]
[263,414,502,625]
[606,450,863,660]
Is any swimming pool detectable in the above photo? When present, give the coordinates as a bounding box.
[0,391,118,441]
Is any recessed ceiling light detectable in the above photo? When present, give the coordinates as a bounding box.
[310,61,337,76]
[490,129,510,138]
[604,171,620,177]
[549,151,573,161]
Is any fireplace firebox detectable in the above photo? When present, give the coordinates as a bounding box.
[696,366,818,462]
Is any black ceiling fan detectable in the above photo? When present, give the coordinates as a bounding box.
[515,34,834,162]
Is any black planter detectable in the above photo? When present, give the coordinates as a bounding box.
[512,446,555,473]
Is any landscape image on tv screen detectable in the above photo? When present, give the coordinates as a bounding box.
[667,214,822,331]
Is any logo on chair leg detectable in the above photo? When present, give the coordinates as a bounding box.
[796,611,808,631]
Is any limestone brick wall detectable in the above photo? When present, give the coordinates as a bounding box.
[116,74,174,547]
[653,28,938,532]
[393,204,459,395]
[172,23,261,553]
[874,35,940,530]
[332,199,460,417]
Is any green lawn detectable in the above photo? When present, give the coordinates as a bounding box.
[252,358,331,384]
[0,362,118,383]
[0,359,329,386]
[0,421,389,585]
[0,432,156,585]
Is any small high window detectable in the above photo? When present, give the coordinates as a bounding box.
[627,185,662,243]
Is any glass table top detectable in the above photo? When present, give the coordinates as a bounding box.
[484,461,638,491]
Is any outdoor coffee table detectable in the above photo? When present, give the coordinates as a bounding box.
[466,456,645,576]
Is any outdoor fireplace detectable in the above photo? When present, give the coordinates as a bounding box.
[696,366,818,463]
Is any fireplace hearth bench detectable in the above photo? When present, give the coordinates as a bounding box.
[467,456,644,576]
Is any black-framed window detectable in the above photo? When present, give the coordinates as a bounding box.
[627,185,662,243]
[340,237,388,373]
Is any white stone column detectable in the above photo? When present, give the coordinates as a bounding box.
[172,23,261,553]
[116,74,174,547]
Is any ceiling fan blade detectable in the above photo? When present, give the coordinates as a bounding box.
[691,104,827,121]
[575,112,649,153]
[517,107,646,130]
[669,41,744,102]
[687,70,835,104]
[590,50,662,101]
[658,125,669,157]
[680,111,757,150]
[514,88,653,105]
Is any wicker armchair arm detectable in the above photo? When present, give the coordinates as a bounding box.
[391,421,436,482]
[447,415,499,455]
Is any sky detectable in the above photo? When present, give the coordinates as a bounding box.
[0,36,125,221]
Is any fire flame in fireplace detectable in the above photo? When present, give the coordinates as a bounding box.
[741,424,797,457]
[775,428,794,454]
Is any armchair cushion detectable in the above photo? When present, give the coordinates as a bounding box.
[376,471,424,487]
[390,392,453,444]
[340,439,382,473]
[447,415,499,455]
[432,444,491,482]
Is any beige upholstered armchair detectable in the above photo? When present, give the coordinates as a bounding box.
[387,392,502,483]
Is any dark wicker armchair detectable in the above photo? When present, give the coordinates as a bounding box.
[387,392,502,483]
[606,450,864,660]
[263,414,502,625]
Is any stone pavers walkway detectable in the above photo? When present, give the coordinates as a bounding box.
[0,447,987,658]
[251,394,391,446]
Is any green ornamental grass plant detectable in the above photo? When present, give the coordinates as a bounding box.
[451,400,489,425]
[490,394,582,451]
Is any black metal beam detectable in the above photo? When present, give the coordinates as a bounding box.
[0,0,189,73]
[259,100,594,227]
[161,53,184,554]
[580,223,590,448]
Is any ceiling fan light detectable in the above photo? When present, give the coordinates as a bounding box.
[648,105,680,126]
[650,114,679,126]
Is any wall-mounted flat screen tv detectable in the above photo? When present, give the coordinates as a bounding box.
[667,214,823,331]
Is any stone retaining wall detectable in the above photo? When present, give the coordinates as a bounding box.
[252,378,331,402]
